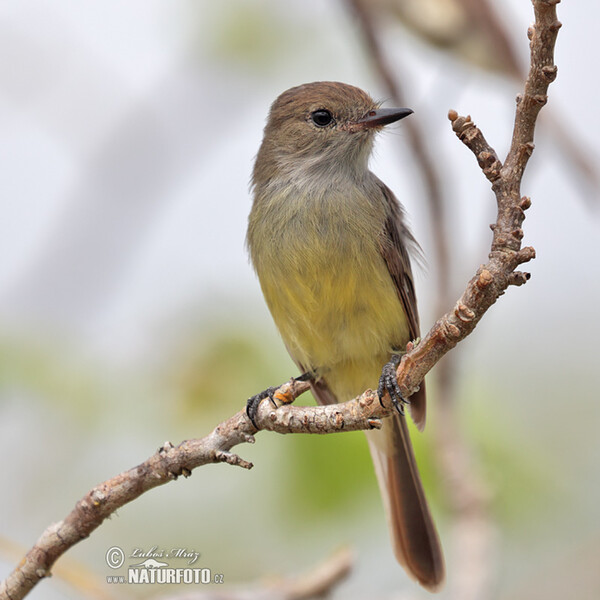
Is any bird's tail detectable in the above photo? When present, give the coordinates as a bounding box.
[366,412,445,591]
[310,376,445,590]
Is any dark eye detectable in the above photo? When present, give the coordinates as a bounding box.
[310,109,334,127]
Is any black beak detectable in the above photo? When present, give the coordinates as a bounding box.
[356,107,413,129]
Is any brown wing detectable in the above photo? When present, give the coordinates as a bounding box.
[376,179,427,431]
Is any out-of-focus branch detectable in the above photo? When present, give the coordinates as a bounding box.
[163,548,354,600]
[371,0,597,193]
[456,0,597,195]
[345,0,452,319]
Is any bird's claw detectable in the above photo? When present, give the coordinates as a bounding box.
[377,354,409,416]
[245,372,313,428]
[246,387,278,428]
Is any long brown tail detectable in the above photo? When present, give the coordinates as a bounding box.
[367,413,445,591]
[311,378,445,590]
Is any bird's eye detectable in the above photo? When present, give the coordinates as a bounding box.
[310,109,334,127]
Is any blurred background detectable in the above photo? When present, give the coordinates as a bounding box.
[0,1,599,599]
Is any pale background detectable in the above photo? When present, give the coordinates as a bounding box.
[0,1,598,599]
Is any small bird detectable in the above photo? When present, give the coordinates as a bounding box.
[246,81,444,591]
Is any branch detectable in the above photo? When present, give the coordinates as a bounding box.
[161,548,354,600]
[393,0,560,400]
[0,378,381,600]
[0,2,561,599]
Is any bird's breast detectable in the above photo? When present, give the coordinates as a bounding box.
[248,186,410,383]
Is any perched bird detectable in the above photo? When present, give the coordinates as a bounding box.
[246,81,444,591]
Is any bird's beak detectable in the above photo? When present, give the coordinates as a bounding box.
[355,107,413,129]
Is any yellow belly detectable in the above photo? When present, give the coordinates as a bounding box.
[258,234,410,402]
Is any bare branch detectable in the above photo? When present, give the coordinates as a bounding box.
[447,112,503,183]
[506,3,562,181]
[394,0,560,400]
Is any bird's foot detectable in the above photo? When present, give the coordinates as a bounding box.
[246,387,277,428]
[377,354,409,416]
[245,372,314,428]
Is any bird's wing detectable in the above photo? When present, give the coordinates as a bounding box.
[376,179,427,431]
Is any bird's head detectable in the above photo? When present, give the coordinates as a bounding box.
[253,81,412,188]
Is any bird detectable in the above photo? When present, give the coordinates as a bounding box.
[246,81,444,591]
